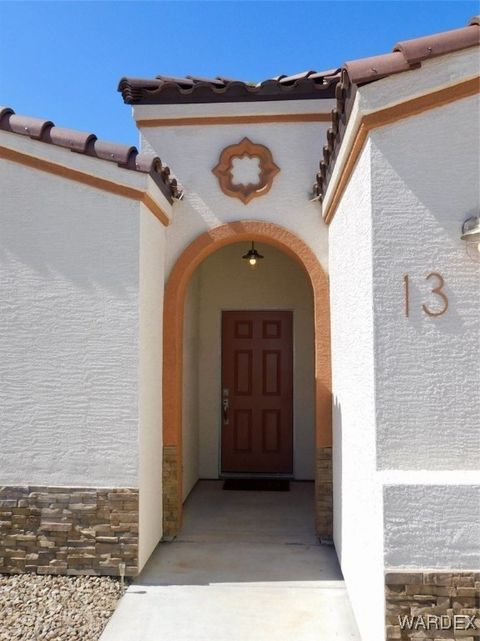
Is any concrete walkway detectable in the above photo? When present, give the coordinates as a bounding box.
[100,481,360,641]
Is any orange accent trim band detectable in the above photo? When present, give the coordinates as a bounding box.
[0,144,170,226]
[137,113,331,127]
[141,193,171,226]
[163,221,332,517]
[323,122,369,225]
[323,76,480,224]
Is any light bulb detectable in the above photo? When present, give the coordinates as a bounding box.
[249,257,257,266]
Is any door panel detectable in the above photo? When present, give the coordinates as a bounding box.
[234,351,253,395]
[221,310,293,474]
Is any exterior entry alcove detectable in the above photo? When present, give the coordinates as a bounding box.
[183,243,313,493]
[162,221,332,538]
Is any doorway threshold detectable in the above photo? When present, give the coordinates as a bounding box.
[218,473,294,480]
[223,478,290,492]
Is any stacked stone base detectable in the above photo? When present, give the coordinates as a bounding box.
[163,445,180,538]
[386,571,480,640]
[315,446,333,538]
[0,486,138,576]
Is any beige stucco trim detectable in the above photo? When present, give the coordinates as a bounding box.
[137,113,332,127]
[133,99,336,122]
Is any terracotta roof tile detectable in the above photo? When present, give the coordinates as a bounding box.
[44,127,96,153]
[0,107,182,202]
[313,17,480,204]
[118,69,340,105]
[393,21,480,64]
[7,113,54,140]
[343,52,414,85]
[343,20,479,85]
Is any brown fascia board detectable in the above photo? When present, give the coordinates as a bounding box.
[118,70,340,105]
[0,107,181,202]
[313,17,480,203]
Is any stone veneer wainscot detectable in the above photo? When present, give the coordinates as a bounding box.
[316,447,333,538]
[162,445,180,538]
[0,486,138,576]
[385,570,480,640]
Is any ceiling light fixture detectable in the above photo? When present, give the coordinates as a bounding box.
[242,242,264,269]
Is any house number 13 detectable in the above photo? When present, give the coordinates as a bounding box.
[403,272,449,317]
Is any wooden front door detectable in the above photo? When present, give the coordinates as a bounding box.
[221,310,293,474]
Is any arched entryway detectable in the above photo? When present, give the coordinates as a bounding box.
[162,221,332,538]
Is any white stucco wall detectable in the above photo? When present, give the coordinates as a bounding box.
[370,94,480,582]
[182,270,200,500]
[329,141,386,641]
[384,483,480,569]
[138,205,166,569]
[330,63,480,640]
[359,47,479,115]
[0,157,141,487]
[139,114,330,279]
[370,94,480,471]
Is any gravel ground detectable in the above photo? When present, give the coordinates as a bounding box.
[0,574,126,641]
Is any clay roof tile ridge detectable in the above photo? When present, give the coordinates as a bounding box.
[0,106,179,202]
[393,21,480,65]
[118,69,339,104]
[313,15,480,205]
[7,114,54,140]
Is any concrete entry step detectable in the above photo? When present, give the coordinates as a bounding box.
[100,482,360,641]
[101,580,360,641]
[134,540,343,586]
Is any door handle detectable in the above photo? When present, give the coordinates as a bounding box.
[222,388,229,425]
[222,398,229,424]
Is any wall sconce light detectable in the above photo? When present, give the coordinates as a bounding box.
[461,216,480,262]
[242,242,264,269]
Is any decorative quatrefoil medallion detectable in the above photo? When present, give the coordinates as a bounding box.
[212,137,280,204]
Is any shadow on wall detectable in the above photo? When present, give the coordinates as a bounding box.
[371,110,479,299]
[370,99,479,240]
[332,395,343,565]
[0,186,139,295]
[371,111,480,472]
